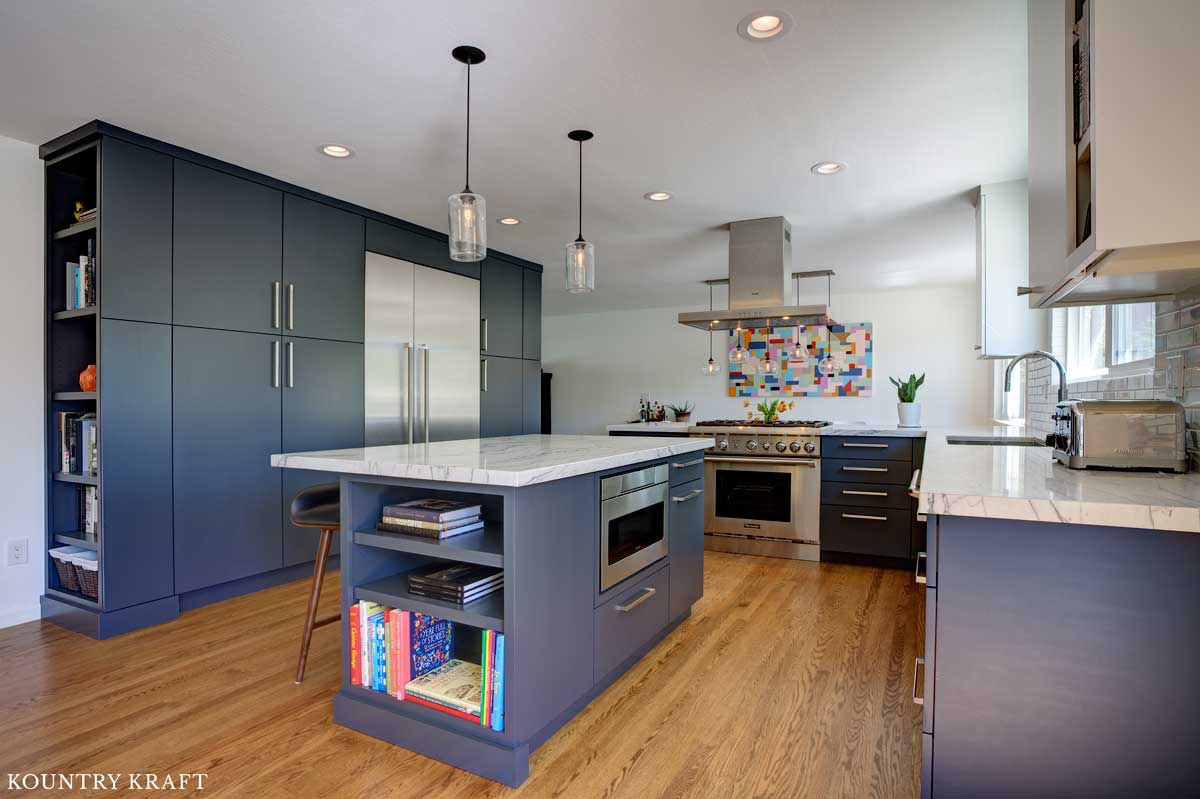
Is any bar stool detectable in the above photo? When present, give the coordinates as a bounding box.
[291,482,341,684]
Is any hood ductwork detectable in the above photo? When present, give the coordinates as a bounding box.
[678,217,836,331]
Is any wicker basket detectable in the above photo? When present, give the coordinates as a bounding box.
[73,551,100,599]
[48,547,83,592]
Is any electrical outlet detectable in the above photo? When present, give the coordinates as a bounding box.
[6,538,28,566]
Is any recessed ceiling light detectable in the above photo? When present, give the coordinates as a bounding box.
[497,217,522,225]
[737,10,792,41]
[811,161,846,175]
[643,191,672,201]
[320,144,353,158]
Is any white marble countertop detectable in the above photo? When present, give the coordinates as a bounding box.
[606,421,691,433]
[272,434,714,488]
[918,426,1200,532]
[820,424,927,437]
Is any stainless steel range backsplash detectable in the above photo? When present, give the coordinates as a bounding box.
[1023,298,1200,471]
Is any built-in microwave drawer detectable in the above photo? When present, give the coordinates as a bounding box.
[669,453,705,486]
[824,436,913,461]
[594,564,670,682]
[821,481,911,509]
[822,458,913,486]
[820,505,910,558]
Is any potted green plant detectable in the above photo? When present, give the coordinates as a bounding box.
[667,402,694,422]
[889,373,926,428]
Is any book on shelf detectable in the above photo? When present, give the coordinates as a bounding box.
[57,412,98,476]
[382,498,482,524]
[405,659,483,717]
[375,515,484,539]
[408,563,503,605]
[403,693,480,722]
[349,603,361,685]
[478,629,505,731]
[63,242,97,311]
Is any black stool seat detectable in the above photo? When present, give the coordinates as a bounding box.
[290,483,339,529]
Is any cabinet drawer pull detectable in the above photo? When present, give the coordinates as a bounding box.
[842,489,887,497]
[671,489,702,503]
[912,658,925,705]
[286,341,294,388]
[673,458,703,469]
[271,281,281,329]
[908,468,922,499]
[480,359,488,392]
[842,513,888,522]
[842,466,888,473]
[615,587,656,613]
[271,340,280,388]
[842,442,888,448]
[481,317,488,351]
[915,551,927,585]
[286,283,295,331]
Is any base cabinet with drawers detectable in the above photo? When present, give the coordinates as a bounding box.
[820,436,923,563]
[918,513,1200,797]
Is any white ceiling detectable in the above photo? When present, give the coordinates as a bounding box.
[0,0,1027,315]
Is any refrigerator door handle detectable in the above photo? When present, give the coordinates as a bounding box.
[481,358,488,392]
[422,345,431,444]
[405,343,414,445]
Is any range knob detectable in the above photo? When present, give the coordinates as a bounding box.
[716,439,729,451]
[775,441,788,452]
[803,441,817,453]
[744,440,758,451]
[789,441,803,453]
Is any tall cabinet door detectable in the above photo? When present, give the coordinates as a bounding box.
[522,360,541,434]
[282,337,365,567]
[415,264,480,443]
[480,355,524,438]
[173,327,282,593]
[480,261,524,358]
[173,161,283,334]
[522,269,542,360]
[364,253,415,446]
[283,195,365,342]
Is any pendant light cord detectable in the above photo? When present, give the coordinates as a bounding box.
[577,139,584,242]
[464,61,472,192]
[708,284,714,359]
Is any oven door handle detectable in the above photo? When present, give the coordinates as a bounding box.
[705,456,816,467]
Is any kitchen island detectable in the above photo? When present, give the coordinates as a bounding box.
[913,429,1200,797]
[272,434,712,786]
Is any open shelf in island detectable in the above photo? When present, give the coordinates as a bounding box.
[346,684,507,742]
[355,570,504,632]
[353,523,503,568]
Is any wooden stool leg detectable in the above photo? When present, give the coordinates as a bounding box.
[295,528,334,684]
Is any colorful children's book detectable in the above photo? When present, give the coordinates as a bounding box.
[370,611,388,692]
[358,601,383,688]
[410,613,452,677]
[404,693,479,722]
[405,659,482,716]
[384,610,394,697]
[491,633,505,732]
[349,603,361,685]
[393,609,411,699]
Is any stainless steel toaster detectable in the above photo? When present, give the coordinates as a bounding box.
[1051,399,1188,472]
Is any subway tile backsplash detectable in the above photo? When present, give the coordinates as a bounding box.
[1022,298,1200,471]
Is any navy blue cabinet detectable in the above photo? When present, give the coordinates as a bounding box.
[668,477,704,621]
[283,195,365,343]
[99,320,175,609]
[99,139,173,324]
[481,261,524,358]
[521,360,541,434]
[173,161,282,334]
[281,336,364,566]
[522,269,541,360]
[172,327,283,593]
[480,355,523,437]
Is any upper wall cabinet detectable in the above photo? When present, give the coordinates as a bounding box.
[523,269,542,360]
[173,161,282,333]
[481,260,524,359]
[1027,0,1200,307]
[99,139,173,324]
[975,180,1043,358]
[283,195,365,342]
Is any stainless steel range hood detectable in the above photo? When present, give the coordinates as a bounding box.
[678,217,836,330]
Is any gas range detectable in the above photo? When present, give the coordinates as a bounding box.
[688,419,829,458]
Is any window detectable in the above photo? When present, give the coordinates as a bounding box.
[1057,302,1155,382]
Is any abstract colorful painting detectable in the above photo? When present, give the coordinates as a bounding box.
[727,323,873,398]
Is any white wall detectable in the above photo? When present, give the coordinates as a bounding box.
[0,135,45,628]
[544,284,991,434]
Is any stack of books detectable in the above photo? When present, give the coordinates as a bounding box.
[57,411,98,475]
[348,602,504,731]
[74,205,97,224]
[65,240,97,310]
[408,563,502,606]
[79,485,99,540]
[376,498,483,539]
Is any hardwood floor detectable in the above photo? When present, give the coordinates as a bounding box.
[0,554,924,798]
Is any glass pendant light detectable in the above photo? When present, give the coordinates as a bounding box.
[760,318,779,375]
[788,274,807,363]
[565,130,595,293]
[448,46,487,263]
[701,284,721,375]
[816,272,839,376]
[730,324,748,363]
[819,354,840,376]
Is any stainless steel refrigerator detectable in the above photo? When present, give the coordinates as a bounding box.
[365,252,480,445]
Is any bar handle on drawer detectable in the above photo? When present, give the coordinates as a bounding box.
[672,458,704,469]
[915,551,927,584]
[842,489,887,497]
[908,468,922,499]
[842,513,888,521]
[842,466,888,473]
[615,587,656,613]
[671,489,702,503]
[842,442,888,448]
[913,658,925,705]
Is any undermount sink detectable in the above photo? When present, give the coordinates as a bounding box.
[946,435,1048,447]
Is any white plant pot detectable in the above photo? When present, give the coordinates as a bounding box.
[897,402,922,428]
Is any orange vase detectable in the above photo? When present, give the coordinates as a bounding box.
[79,364,97,392]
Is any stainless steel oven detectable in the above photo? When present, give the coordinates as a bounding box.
[703,455,820,559]
[599,463,670,591]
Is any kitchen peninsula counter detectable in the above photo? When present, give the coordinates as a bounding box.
[272,434,712,786]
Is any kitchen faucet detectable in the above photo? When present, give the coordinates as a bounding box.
[1004,351,1068,403]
